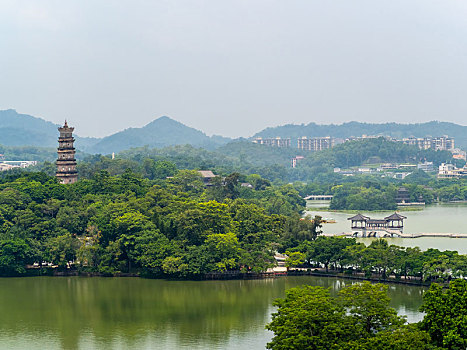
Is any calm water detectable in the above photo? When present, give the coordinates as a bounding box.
[0,276,425,350]
[306,202,467,253]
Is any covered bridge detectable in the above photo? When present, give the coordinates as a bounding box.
[348,212,407,237]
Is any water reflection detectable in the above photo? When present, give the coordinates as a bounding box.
[0,276,425,349]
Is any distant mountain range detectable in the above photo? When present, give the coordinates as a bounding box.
[1,109,466,155]
[0,109,99,150]
[0,110,230,154]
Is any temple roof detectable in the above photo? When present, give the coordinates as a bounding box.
[198,170,216,178]
[384,212,407,220]
[347,213,370,221]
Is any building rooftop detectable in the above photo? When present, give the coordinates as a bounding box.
[348,213,370,221]
[198,170,216,178]
[384,213,407,220]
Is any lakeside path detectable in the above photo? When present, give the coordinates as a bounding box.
[325,232,467,238]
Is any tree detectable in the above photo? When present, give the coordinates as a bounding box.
[349,324,431,350]
[420,279,467,349]
[338,281,404,337]
[134,230,176,275]
[44,233,79,269]
[284,251,305,270]
[0,239,32,275]
[308,236,352,272]
[266,286,353,350]
[112,211,154,272]
[204,232,242,272]
[266,282,416,350]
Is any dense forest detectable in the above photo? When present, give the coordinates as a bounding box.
[2,166,467,277]
[0,145,56,161]
[74,137,455,178]
[6,137,467,212]
[0,170,323,277]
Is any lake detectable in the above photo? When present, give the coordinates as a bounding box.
[0,276,425,350]
[306,202,467,253]
[3,203,462,349]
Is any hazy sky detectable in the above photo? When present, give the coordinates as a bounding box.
[1,1,467,138]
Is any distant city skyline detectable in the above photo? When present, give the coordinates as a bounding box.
[1,1,467,138]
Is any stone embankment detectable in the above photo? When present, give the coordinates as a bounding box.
[327,232,467,239]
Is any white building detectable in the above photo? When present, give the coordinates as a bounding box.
[438,163,467,179]
[417,162,434,172]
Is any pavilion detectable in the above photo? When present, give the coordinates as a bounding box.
[348,212,407,237]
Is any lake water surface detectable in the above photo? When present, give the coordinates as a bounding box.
[0,276,425,350]
[306,202,467,253]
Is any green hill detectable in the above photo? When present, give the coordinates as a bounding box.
[87,116,231,154]
[0,110,230,155]
[254,121,467,149]
[0,109,99,149]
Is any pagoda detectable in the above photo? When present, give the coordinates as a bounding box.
[56,120,78,184]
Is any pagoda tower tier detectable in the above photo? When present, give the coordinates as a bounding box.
[56,120,78,184]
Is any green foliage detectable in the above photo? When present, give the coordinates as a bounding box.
[87,116,230,154]
[0,239,33,275]
[0,144,56,161]
[266,285,352,350]
[288,236,467,284]
[266,282,429,350]
[45,233,79,269]
[0,170,309,276]
[255,120,467,150]
[330,183,397,211]
[302,138,452,170]
[298,236,357,272]
[420,279,467,349]
[338,282,404,336]
[345,324,432,350]
[284,251,305,269]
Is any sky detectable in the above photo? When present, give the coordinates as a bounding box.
[1,0,467,138]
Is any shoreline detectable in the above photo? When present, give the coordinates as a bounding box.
[14,268,432,287]
[325,232,467,239]
[306,201,467,214]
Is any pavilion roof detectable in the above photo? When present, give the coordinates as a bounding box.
[367,219,387,224]
[384,212,407,220]
[347,213,370,221]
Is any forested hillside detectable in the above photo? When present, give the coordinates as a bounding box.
[0,170,316,277]
[34,138,451,187]
[300,137,453,169]
[0,110,229,153]
[2,109,467,155]
[0,109,98,149]
[0,145,56,161]
[85,116,231,154]
[255,121,467,149]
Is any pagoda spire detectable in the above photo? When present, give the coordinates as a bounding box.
[56,121,77,184]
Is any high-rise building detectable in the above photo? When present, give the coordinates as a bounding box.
[56,121,78,184]
[297,136,334,151]
[402,136,455,151]
[252,137,291,148]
